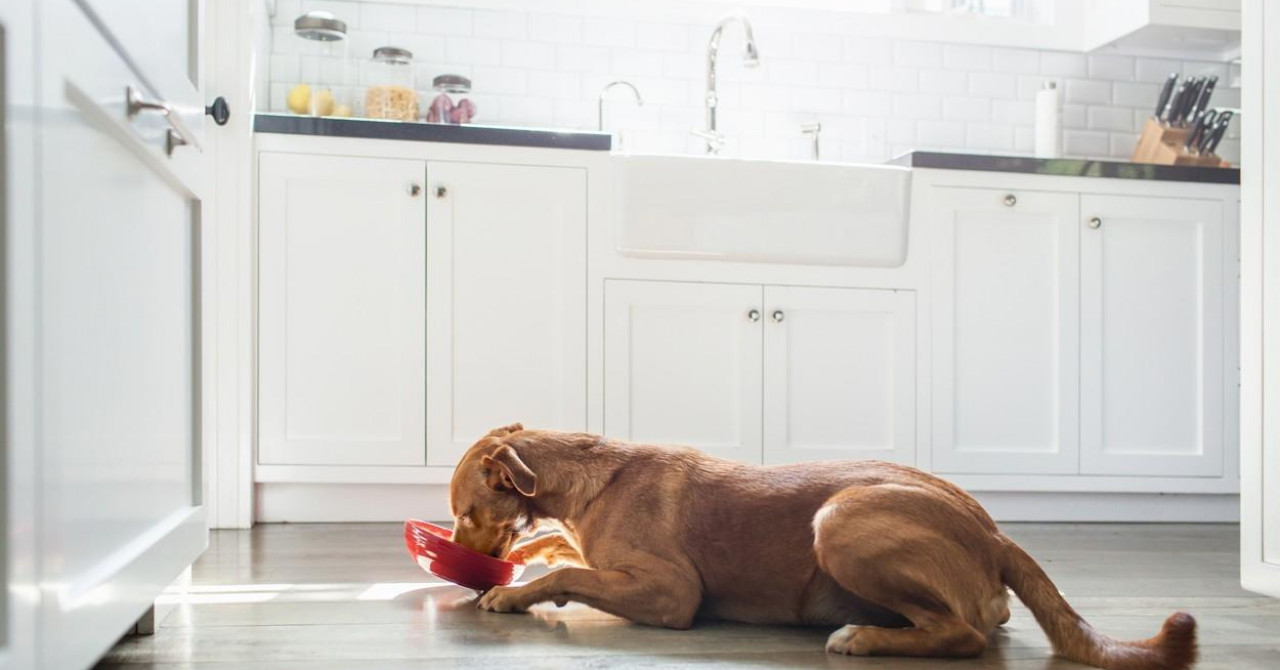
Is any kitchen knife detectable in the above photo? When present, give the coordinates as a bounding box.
[1185,75,1217,126]
[1203,112,1233,155]
[1174,77,1202,126]
[1154,73,1178,121]
[1162,78,1189,124]
[1186,109,1218,153]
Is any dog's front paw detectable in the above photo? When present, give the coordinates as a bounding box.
[826,625,872,656]
[477,585,533,614]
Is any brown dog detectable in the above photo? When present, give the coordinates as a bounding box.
[449,424,1197,670]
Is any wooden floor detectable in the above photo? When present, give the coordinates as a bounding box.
[99,523,1279,669]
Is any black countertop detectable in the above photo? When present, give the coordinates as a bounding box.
[254,113,612,151]
[891,151,1239,185]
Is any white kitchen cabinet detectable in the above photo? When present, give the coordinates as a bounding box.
[258,153,427,466]
[762,286,916,465]
[1084,0,1241,59]
[930,187,1082,475]
[1080,195,1225,477]
[603,280,763,463]
[20,0,209,667]
[424,162,588,467]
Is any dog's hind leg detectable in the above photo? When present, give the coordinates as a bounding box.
[812,483,1005,658]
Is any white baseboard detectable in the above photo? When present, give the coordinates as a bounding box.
[255,484,1240,524]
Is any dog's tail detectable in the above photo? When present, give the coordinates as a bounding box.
[1000,539,1197,670]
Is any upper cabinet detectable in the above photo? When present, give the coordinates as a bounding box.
[424,161,588,467]
[1083,0,1242,59]
[258,152,428,466]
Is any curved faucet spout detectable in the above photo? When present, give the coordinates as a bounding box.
[701,14,760,155]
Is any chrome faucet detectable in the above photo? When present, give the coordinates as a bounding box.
[695,14,760,155]
[597,80,644,132]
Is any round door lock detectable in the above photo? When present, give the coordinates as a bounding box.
[1003,194,1017,207]
[747,309,761,323]
[1088,216,1102,229]
[408,183,423,197]
[771,310,785,323]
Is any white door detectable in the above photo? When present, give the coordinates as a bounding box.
[1079,195,1224,477]
[425,162,587,466]
[34,1,208,667]
[1242,0,1280,599]
[762,286,915,465]
[258,153,427,466]
[930,187,1081,474]
[604,280,763,463]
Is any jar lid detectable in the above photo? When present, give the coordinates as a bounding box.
[433,74,472,93]
[373,46,414,63]
[294,11,347,41]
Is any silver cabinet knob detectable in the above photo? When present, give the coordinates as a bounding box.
[771,310,785,323]
[435,185,448,198]
[408,183,422,197]
[747,309,761,322]
[1003,194,1017,207]
[1088,216,1102,229]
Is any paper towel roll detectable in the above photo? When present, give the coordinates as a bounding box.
[1035,81,1062,159]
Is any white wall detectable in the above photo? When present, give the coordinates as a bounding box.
[265,0,1242,164]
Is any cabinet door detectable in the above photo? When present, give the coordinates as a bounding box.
[34,2,207,667]
[259,153,427,466]
[763,287,915,465]
[604,280,763,463]
[931,187,1081,474]
[425,162,587,466]
[1080,195,1224,477]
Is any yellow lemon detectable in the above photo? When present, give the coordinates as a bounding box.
[312,89,335,116]
[332,104,353,118]
[286,84,311,114]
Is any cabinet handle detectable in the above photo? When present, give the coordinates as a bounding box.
[771,310,785,323]
[1003,193,1017,207]
[408,183,422,197]
[1087,216,1102,229]
[747,309,761,322]
[125,85,200,155]
[435,185,448,198]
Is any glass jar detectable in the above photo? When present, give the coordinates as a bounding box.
[291,11,352,117]
[363,47,418,121]
[426,75,476,125]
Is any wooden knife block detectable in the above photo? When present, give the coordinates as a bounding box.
[1131,118,1229,167]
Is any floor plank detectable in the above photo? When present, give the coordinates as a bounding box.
[97,523,1279,669]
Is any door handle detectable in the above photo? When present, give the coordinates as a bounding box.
[771,310,785,323]
[747,309,761,322]
[205,96,230,126]
[126,86,201,154]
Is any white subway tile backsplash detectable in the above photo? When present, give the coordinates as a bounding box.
[943,97,991,122]
[944,45,991,71]
[919,69,969,95]
[1064,79,1111,105]
[360,3,415,33]
[1063,129,1109,157]
[267,0,1240,164]
[843,37,892,65]
[1135,57,1181,83]
[417,7,472,36]
[894,42,942,68]
[1088,106,1134,132]
[1087,54,1134,82]
[446,37,501,66]
[473,10,527,40]
[893,93,943,120]
[991,48,1040,74]
[1040,51,1087,77]
[636,22,689,52]
[968,72,1017,99]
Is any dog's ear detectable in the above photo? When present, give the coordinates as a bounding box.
[481,445,537,496]
[485,422,525,438]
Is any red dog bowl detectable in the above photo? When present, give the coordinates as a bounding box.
[404,519,524,591]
